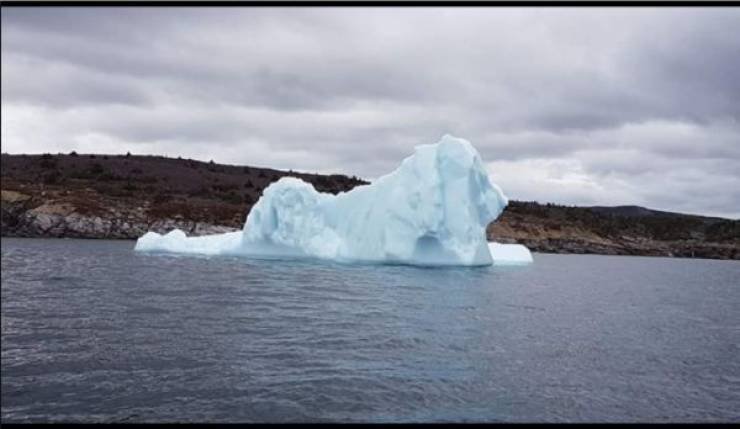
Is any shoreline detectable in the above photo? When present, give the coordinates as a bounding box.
[2,153,737,262]
[2,234,737,262]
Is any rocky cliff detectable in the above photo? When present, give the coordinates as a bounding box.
[1,189,238,239]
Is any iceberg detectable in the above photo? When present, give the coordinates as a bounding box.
[135,134,533,266]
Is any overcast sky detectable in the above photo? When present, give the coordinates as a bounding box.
[2,7,739,218]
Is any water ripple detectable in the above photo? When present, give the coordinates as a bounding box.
[2,238,739,422]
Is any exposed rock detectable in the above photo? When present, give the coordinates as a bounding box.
[1,190,31,204]
[1,192,237,239]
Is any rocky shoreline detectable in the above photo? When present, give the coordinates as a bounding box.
[3,188,737,260]
[2,190,238,240]
[2,153,738,260]
[491,235,739,260]
[486,203,739,260]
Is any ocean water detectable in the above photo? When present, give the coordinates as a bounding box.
[1,237,738,423]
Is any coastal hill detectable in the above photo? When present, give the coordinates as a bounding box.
[2,153,738,260]
[488,201,738,259]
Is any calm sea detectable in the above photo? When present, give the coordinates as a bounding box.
[1,237,738,422]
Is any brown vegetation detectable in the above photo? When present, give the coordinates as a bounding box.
[1,152,367,228]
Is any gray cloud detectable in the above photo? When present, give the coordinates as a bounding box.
[2,7,739,218]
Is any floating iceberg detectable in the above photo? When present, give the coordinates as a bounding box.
[135,135,532,266]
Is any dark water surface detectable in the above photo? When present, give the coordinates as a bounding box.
[2,237,739,422]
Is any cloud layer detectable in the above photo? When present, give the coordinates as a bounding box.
[2,7,739,218]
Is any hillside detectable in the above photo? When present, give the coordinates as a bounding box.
[2,152,738,260]
[487,201,738,259]
[1,152,366,239]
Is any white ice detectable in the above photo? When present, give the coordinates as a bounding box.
[488,242,534,265]
[135,134,533,266]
